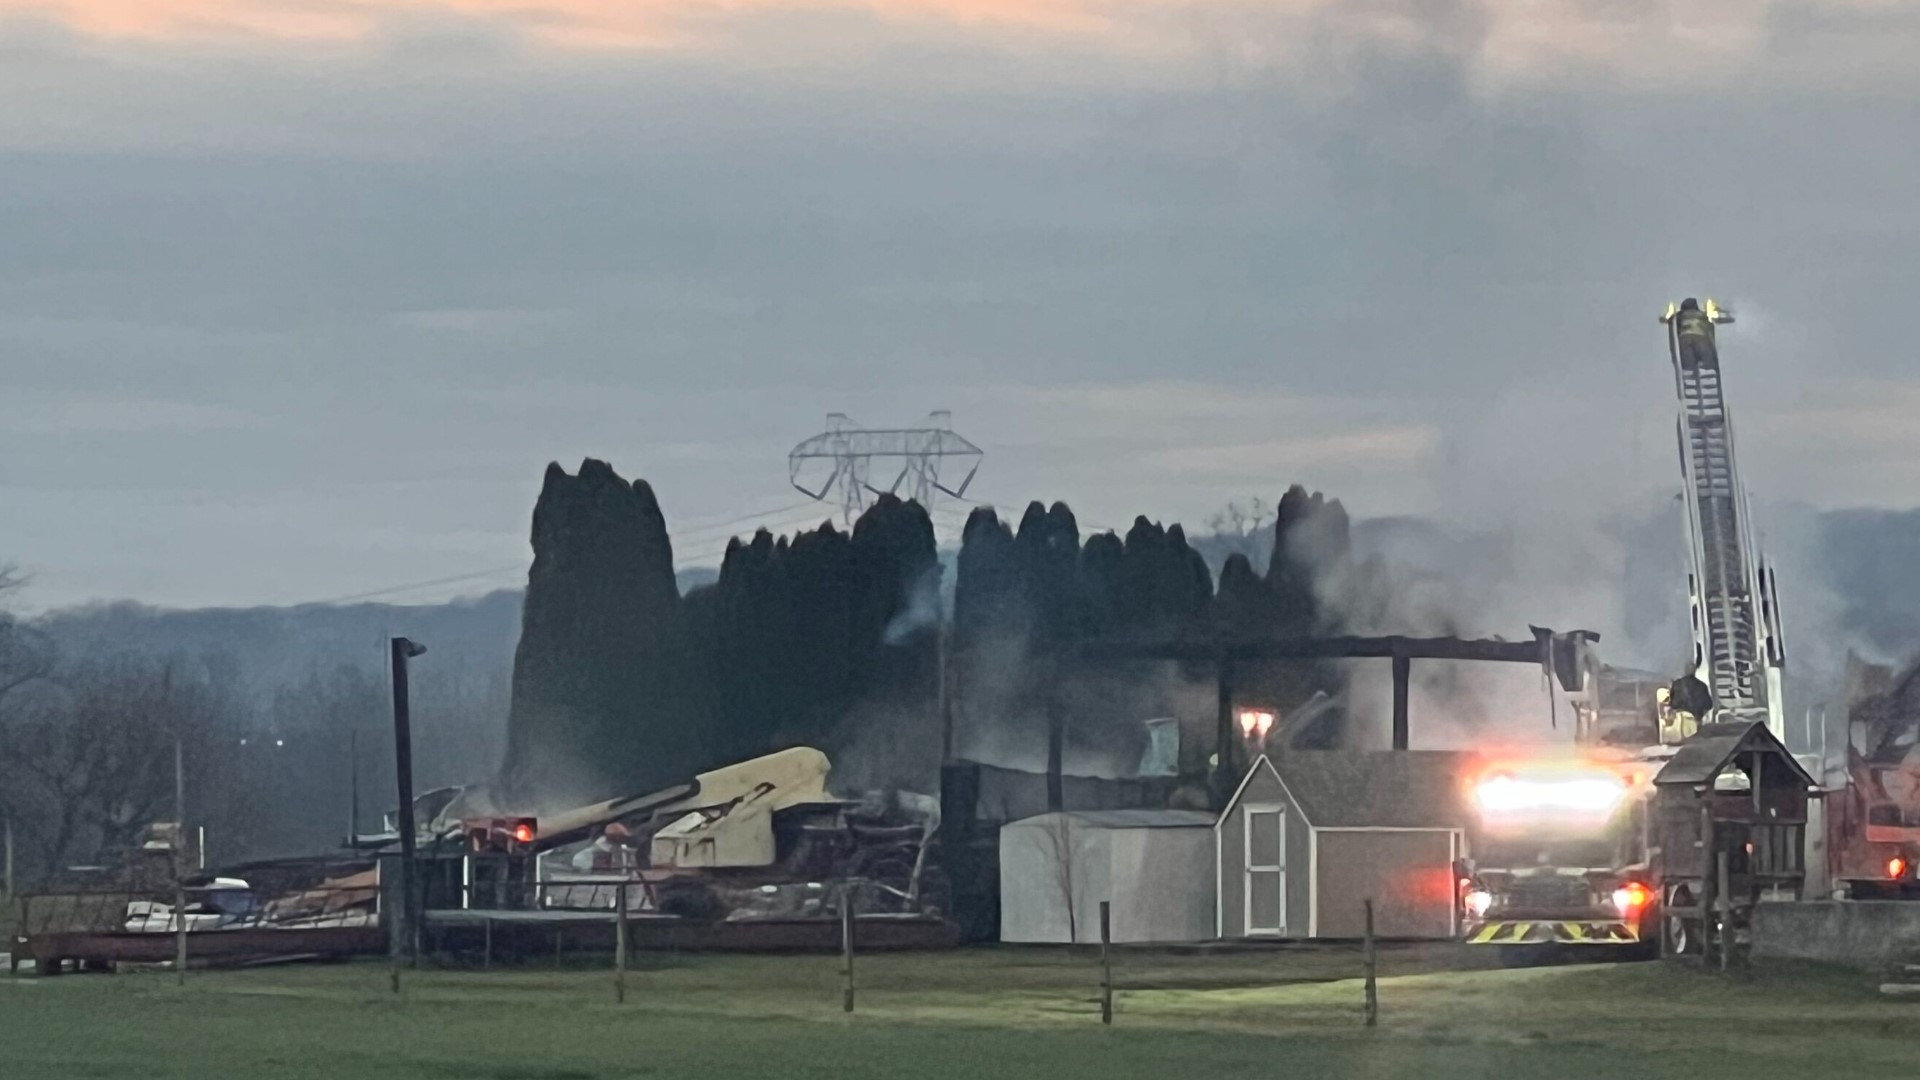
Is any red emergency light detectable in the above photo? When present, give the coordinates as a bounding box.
[1611,881,1652,915]
[1889,856,1907,880]
[465,817,539,853]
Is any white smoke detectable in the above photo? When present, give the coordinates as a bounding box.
[882,565,942,646]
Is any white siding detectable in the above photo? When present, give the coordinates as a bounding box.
[1000,813,1213,944]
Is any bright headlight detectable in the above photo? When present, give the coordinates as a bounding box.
[1474,773,1626,817]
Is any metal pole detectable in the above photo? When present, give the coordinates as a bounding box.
[175,735,186,850]
[615,883,629,1004]
[390,638,425,966]
[348,728,360,846]
[175,735,187,986]
[841,882,856,1013]
[1099,900,1112,1026]
[4,817,13,903]
[1363,898,1378,1027]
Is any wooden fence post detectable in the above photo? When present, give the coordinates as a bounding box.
[1362,898,1378,1027]
[174,882,188,987]
[1100,900,1113,1026]
[1716,851,1732,974]
[842,881,857,1014]
[615,883,629,1003]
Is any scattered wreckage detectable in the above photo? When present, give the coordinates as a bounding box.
[458,747,951,923]
[14,746,951,974]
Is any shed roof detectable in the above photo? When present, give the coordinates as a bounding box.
[1256,751,1471,829]
[1653,721,1813,787]
[1006,809,1217,830]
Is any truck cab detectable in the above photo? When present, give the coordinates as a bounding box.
[1457,756,1660,952]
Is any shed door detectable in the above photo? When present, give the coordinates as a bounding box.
[1242,804,1285,936]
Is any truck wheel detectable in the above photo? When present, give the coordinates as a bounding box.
[1663,887,1699,959]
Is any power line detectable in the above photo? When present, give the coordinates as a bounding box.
[299,492,1010,608]
[668,498,820,534]
[668,501,824,544]
[304,564,528,607]
[293,501,828,607]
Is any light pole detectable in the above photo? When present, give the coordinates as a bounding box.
[174,732,187,984]
[389,637,427,969]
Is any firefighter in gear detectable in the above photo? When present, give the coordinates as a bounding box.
[571,823,637,872]
[1674,297,1718,370]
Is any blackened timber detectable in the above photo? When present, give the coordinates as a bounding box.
[1078,630,1597,753]
[1077,635,1583,666]
[1391,653,1412,753]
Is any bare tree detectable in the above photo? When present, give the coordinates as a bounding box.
[1208,498,1274,564]
[0,567,56,882]
[1039,813,1079,943]
[0,566,51,702]
[0,655,220,883]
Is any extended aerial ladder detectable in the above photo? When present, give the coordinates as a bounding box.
[1660,299,1787,742]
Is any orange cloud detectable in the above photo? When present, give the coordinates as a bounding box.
[1,0,1109,46]
[5,0,1910,96]
[4,1,355,39]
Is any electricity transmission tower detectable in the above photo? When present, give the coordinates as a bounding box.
[788,412,983,526]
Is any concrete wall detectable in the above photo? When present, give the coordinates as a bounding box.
[1752,901,1920,969]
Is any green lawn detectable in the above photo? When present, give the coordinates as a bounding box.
[2,947,1914,1079]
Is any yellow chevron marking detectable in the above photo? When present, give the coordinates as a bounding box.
[1470,925,1502,944]
[1563,922,1587,941]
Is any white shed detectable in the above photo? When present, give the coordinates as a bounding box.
[999,809,1216,944]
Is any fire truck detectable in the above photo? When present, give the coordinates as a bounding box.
[1458,295,1840,960]
[1457,751,1662,958]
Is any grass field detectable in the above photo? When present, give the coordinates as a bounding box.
[2,946,1915,1079]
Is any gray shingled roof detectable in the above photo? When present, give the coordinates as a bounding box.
[1653,721,1812,787]
[1263,751,1471,829]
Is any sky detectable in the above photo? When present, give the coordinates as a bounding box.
[3,0,1919,611]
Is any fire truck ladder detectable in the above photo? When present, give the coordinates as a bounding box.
[1664,300,1785,732]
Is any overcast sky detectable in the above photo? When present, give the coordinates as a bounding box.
[3,0,1918,611]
